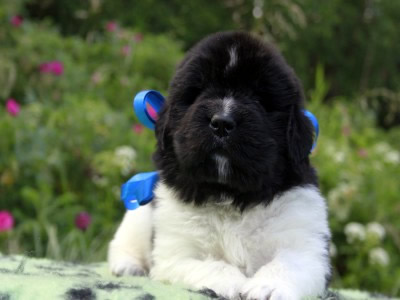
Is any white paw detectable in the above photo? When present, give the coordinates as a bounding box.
[198,287,241,300]
[201,285,242,299]
[199,274,246,299]
[108,244,146,277]
[241,278,297,300]
[109,256,146,276]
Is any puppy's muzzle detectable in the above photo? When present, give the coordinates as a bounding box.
[209,114,236,138]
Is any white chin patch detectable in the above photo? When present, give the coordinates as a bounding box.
[214,154,230,183]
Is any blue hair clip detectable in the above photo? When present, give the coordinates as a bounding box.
[120,91,165,210]
[121,90,319,210]
[121,171,159,210]
[303,110,319,152]
[133,90,165,130]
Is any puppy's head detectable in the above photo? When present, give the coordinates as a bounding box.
[153,31,317,210]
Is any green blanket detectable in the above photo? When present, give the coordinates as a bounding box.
[0,255,395,300]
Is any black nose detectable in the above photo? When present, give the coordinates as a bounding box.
[210,114,236,137]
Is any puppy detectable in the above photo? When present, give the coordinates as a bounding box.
[108,31,331,300]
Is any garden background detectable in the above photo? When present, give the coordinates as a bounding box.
[1,0,399,297]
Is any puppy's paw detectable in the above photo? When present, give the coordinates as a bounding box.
[110,258,146,277]
[108,246,146,276]
[241,278,296,300]
[199,275,246,300]
[108,239,148,277]
[197,288,229,300]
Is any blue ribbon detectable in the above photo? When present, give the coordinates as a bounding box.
[120,171,159,210]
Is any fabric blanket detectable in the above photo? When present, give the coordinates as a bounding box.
[0,255,396,300]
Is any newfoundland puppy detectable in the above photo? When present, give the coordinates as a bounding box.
[108,31,331,300]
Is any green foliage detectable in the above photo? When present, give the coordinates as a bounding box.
[0,19,181,261]
[228,0,400,127]
[308,69,400,296]
[0,18,182,106]
[18,0,235,49]
[0,2,400,298]
[13,0,400,127]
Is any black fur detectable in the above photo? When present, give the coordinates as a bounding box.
[66,287,96,300]
[136,294,156,300]
[153,31,317,211]
[0,293,10,300]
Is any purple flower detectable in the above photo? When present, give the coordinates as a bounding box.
[75,212,91,231]
[106,21,117,32]
[10,15,23,27]
[0,211,14,232]
[39,61,64,76]
[6,99,20,117]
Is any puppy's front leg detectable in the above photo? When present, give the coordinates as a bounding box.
[152,258,246,299]
[108,206,152,276]
[151,238,247,299]
[241,248,330,300]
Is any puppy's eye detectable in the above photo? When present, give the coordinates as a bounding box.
[256,100,278,113]
[181,88,201,106]
[183,98,196,106]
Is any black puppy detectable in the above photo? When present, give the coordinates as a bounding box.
[109,32,331,300]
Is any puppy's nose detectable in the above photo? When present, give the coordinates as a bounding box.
[210,114,236,137]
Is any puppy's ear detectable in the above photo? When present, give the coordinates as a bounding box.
[286,105,314,165]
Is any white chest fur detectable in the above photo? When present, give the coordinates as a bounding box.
[109,182,331,299]
[152,183,330,278]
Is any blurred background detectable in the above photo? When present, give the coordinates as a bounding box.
[0,0,399,296]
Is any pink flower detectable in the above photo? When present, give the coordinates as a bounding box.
[0,211,14,232]
[91,72,102,84]
[121,45,131,56]
[51,61,64,75]
[133,33,143,42]
[39,63,52,73]
[39,61,64,76]
[106,21,117,32]
[358,148,368,158]
[10,15,23,27]
[6,99,20,117]
[75,212,91,231]
[133,124,144,134]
